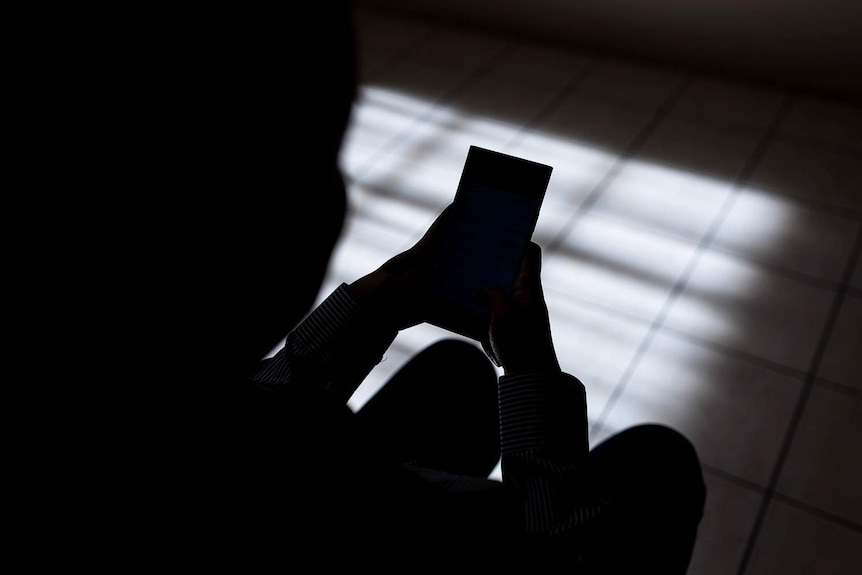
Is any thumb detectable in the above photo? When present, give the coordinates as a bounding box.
[481,284,511,319]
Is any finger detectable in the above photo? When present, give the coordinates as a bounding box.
[480,337,501,367]
[513,242,543,295]
[483,284,511,318]
[408,205,452,255]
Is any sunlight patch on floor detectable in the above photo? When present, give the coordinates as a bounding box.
[284,85,792,464]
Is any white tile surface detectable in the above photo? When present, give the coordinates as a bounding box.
[852,250,862,291]
[777,385,862,524]
[713,188,860,282]
[543,211,698,322]
[518,93,654,155]
[634,116,763,183]
[489,42,590,90]
[603,331,804,486]
[749,139,862,213]
[662,250,835,371]
[671,76,785,129]
[816,294,862,391]
[746,499,862,575]
[687,474,762,575]
[338,7,862,571]
[778,95,862,153]
[577,57,683,112]
[542,291,653,428]
[505,128,620,212]
[590,156,734,242]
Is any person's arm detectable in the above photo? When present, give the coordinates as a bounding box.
[251,208,452,405]
[251,283,398,405]
[481,243,594,536]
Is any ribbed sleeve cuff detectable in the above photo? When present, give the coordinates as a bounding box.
[498,372,586,453]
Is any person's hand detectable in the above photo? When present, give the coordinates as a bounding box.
[478,242,560,376]
[348,207,451,331]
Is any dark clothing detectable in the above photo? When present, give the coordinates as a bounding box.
[245,283,706,571]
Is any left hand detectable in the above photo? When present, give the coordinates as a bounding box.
[348,206,452,331]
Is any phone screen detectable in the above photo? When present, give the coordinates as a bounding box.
[425,145,552,339]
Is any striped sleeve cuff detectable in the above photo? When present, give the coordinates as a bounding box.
[498,372,587,454]
[252,284,360,386]
[252,283,397,403]
[291,283,361,365]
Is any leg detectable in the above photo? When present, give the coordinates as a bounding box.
[581,424,707,574]
[354,338,500,478]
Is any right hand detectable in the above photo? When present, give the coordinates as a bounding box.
[479,242,560,376]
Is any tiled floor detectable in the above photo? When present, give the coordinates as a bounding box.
[321,5,862,573]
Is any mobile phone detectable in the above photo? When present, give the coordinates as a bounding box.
[425,145,552,340]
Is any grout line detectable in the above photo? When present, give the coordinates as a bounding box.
[354,13,862,544]
[350,37,521,184]
[705,244,856,291]
[757,187,862,223]
[580,206,857,292]
[771,131,862,160]
[591,93,796,439]
[735,224,862,575]
[770,492,862,533]
[502,56,604,149]
[812,376,862,401]
[658,327,811,381]
[544,73,696,254]
[547,284,862,406]
[703,462,862,533]
[701,463,767,494]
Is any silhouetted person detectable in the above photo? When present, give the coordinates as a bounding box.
[68,1,706,572]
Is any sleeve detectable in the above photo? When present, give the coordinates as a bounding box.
[497,371,601,536]
[249,283,398,406]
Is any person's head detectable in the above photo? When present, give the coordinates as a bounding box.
[120,2,358,389]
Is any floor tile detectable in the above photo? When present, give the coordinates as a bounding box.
[339,11,862,572]
[663,250,835,372]
[603,331,804,486]
[341,85,439,169]
[670,75,785,130]
[778,94,862,153]
[577,57,683,112]
[352,148,462,212]
[486,41,590,92]
[712,187,860,283]
[519,93,654,155]
[748,138,862,213]
[686,474,762,575]
[777,385,862,524]
[340,139,381,178]
[634,116,763,183]
[745,499,862,575]
[353,7,434,72]
[362,26,507,109]
[321,231,403,294]
[386,112,525,174]
[816,294,862,391]
[542,290,653,429]
[449,74,563,128]
[543,212,698,322]
[504,125,617,211]
[851,251,862,291]
[590,156,735,243]
[534,195,578,244]
[367,59,477,106]
[403,23,509,75]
